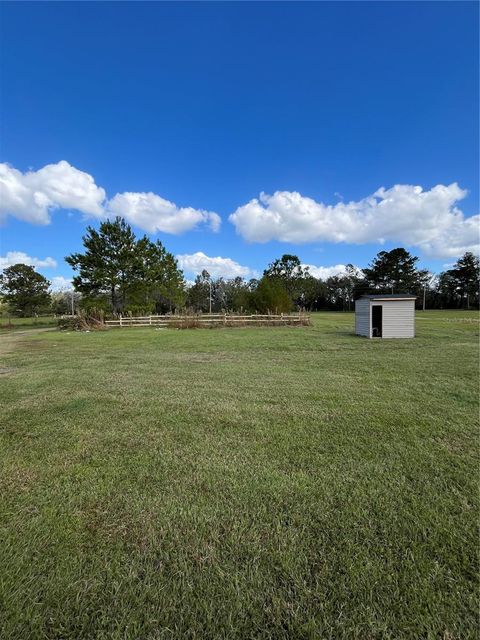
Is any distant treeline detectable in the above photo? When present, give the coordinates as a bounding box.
[0,217,478,317]
[186,250,479,313]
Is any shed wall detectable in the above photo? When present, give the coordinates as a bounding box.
[380,300,415,338]
[355,298,370,337]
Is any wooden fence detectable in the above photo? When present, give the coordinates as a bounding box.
[104,313,310,328]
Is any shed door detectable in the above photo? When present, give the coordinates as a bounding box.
[372,305,382,337]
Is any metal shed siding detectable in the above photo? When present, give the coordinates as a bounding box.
[380,300,415,338]
[355,298,370,337]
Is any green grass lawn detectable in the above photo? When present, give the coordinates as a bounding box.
[0,315,58,331]
[1,311,478,639]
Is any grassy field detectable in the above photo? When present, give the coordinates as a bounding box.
[0,315,57,331]
[1,311,478,639]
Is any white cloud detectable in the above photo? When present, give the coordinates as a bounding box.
[0,160,222,236]
[0,251,57,270]
[107,192,221,235]
[0,161,106,224]
[49,276,73,292]
[302,263,361,280]
[229,184,479,258]
[176,251,254,279]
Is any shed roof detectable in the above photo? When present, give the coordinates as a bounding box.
[360,294,417,301]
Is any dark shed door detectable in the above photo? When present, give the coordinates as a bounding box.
[372,305,382,337]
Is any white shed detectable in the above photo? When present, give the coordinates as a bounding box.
[355,294,416,338]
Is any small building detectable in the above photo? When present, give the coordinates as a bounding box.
[355,294,416,338]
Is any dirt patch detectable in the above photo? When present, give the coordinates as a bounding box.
[0,328,55,356]
[0,327,56,336]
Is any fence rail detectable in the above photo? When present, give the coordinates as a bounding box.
[104,313,310,328]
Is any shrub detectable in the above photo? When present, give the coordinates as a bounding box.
[251,277,293,314]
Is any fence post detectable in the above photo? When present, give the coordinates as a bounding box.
[224,312,227,326]
[119,314,122,327]
[149,315,152,326]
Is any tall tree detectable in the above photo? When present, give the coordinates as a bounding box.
[133,237,185,312]
[66,217,137,312]
[222,277,252,312]
[186,270,211,312]
[325,274,356,311]
[332,264,365,310]
[0,264,51,316]
[158,251,186,311]
[300,274,328,311]
[437,271,459,308]
[264,254,307,303]
[439,252,480,309]
[363,248,422,293]
[66,217,185,313]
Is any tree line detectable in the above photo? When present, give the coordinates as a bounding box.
[1,216,478,317]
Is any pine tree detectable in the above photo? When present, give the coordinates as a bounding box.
[66,217,137,312]
[363,248,421,293]
[440,252,480,309]
[134,237,185,312]
[186,270,211,312]
[66,217,185,313]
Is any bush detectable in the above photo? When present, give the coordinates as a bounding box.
[251,277,293,314]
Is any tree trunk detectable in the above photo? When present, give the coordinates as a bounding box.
[111,285,116,313]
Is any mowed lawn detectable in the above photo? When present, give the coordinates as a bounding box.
[0,315,58,331]
[0,311,478,639]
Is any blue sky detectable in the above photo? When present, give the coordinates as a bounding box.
[0,1,478,288]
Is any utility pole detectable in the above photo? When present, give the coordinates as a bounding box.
[71,290,75,316]
[209,278,212,314]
